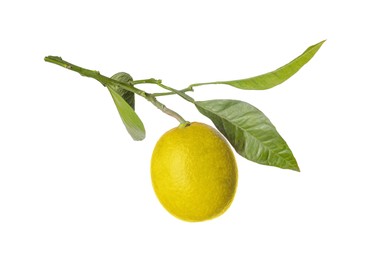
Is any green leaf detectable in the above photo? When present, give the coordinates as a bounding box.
[191,40,325,90]
[195,99,300,171]
[108,86,145,141]
[111,72,135,110]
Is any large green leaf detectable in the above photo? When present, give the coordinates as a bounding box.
[110,72,135,110]
[195,99,300,171]
[191,40,325,90]
[108,86,145,141]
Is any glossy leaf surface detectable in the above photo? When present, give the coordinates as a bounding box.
[195,99,300,171]
[108,86,145,141]
[111,72,135,110]
[191,40,325,90]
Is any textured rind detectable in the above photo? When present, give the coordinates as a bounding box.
[151,122,238,222]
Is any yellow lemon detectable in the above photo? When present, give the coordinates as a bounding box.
[151,122,238,222]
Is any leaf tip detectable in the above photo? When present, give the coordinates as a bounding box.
[133,132,146,141]
[317,39,326,47]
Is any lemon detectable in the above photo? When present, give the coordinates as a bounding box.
[151,122,238,222]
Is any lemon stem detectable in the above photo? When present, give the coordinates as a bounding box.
[146,94,187,124]
[44,56,188,124]
[132,78,194,103]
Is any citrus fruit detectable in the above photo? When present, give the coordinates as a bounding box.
[151,122,238,222]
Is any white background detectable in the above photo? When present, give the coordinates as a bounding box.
[1,0,369,259]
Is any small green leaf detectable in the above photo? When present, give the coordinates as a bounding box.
[191,40,325,90]
[108,86,145,141]
[111,72,135,110]
[195,99,299,171]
